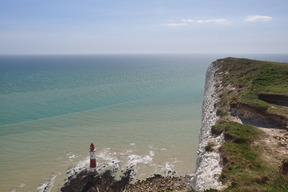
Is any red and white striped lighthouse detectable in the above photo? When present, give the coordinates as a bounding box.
[89,143,97,173]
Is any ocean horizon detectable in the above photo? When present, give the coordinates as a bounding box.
[1,54,287,192]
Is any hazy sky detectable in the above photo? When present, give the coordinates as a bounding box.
[1,0,288,54]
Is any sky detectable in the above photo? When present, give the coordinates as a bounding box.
[0,0,288,54]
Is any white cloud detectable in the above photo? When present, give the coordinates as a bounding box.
[182,19,195,23]
[182,18,231,25]
[165,23,187,27]
[245,15,272,22]
[165,18,231,27]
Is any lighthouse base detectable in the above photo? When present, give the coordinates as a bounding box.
[88,168,97,176]
[81,172,100,192]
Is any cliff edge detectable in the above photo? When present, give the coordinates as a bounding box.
[190,60,227,191]
[192,57,288,192]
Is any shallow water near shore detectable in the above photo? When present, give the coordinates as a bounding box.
[1,54,287,192]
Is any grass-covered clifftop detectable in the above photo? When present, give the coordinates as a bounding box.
[208,58,288,192]
[215,58,288,126]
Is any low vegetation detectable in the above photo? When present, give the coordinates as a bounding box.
[215,57,288,117]
[212,122,288,192]
[211,58,288,192]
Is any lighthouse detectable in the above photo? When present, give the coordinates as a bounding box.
[89,143,97,173]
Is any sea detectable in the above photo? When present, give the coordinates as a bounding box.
[0,54,287,192]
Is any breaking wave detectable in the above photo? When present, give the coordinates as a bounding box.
[65,144,178,185]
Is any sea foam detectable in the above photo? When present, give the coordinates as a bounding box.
[38,175,57,192]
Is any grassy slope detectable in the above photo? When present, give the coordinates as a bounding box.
[208,58,288,192]
[212,122,288,192]
[215,58,288,117]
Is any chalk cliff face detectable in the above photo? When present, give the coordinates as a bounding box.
[190,61,227,191]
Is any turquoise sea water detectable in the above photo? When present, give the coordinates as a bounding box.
[0,54,287,192]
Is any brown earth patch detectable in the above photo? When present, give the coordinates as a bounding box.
[255,127,288,170]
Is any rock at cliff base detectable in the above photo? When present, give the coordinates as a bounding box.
[61,169,132,192]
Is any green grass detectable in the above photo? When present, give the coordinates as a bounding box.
[215,57,288,94]
[214,57,288,117]
[212,122,288,192]
[240,91,269,111]
[252,64,288,94]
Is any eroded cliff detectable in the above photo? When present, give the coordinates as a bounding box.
[192,57,288,192]
[190,60,227,191]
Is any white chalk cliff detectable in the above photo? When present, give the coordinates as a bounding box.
[190,61,227,191]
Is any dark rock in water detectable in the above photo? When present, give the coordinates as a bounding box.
[280,158,288,175]
[61,169,132,192]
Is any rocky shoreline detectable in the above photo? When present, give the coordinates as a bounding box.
[60,169,192,192]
